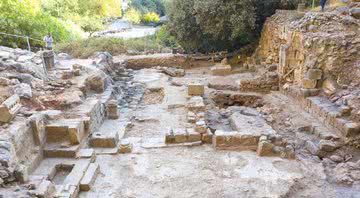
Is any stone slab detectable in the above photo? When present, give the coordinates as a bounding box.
[89,131,119,148]
[188,83,205,96]
[211,64,232,76]
[80,163,99,191]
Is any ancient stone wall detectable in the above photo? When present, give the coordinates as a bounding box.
[254,9,360,89]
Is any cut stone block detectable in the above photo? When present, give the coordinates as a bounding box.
[230,111,276,137]
[306,69,322,80]
[44,144,80,158]
[119,139,133,154]
[89,132,119,148]
[63,159,91,187]
[35,179,56,198]
[187,96,206,112]
[165,128,201,144]
[302,78,317,89]
[201,129,213,144]
[0,94,21,123]
[46,119,85,145]
[257,139,274,157]
[107,100,119,119]
[77,149,96,162]
[186,129,201,142]
[195,120,207,134]
[55,184,79,198]
[211,64,232,76]
[188,83,205,96]
[80,163,99,191]
[68,121,85,145]
[213,130,260,151]
[30,113,47,146]
[343,122,360,137]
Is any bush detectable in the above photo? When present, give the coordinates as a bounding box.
[0,0,75,49]
[125,8,142,24]
[142,12,160,23]
[55,36,166,58]
[166,0,302,53]
[155,25,178,48]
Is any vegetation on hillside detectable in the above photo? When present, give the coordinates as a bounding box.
[55,33,175,58]
[166,0,308,53]
[124,0,166,24]
[0,0,122,48]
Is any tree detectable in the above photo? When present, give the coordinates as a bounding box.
[166,0,300,53]
[167,0,255,52]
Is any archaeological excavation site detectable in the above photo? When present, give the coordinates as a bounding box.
[0,1,360,198]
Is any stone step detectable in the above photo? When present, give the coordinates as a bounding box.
[43,143,80,158]
[80,163,100,191]
[89,131,119,148]
[45,119,85,145]
[0,94,21,123]
[213,130,260,151]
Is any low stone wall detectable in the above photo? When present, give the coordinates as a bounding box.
[282,86,360,140]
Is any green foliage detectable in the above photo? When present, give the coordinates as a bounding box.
[155,25,178,48]
[142,12,160,23]
[167,0,301,53]
[55,36,166,58]
[0,0,74,48]
[125,8,142,24]
[130,0,166,16]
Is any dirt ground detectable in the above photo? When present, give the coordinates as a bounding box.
[79,66,360,198]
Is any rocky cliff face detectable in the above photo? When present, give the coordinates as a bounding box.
[254,8,359,87]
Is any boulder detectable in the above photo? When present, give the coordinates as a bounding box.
[319,140,338,152]
[14,83,32,99]
[85,71,108,93]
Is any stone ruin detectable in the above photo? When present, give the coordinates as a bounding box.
[0,1,359,197]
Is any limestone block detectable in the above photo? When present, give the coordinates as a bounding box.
[80,163,99,191]
[319,140,338,152]
[89,132,119,148]
[187,111,196,123]
[85,71,107,93]
[302,78,317,89]
[322,79,338,95]
[107,100,119,119]
[29,113,46,146]
[35,179,56,198]
[201,129,213,144]
[213,130,260,151]
[119,139,133,154]
[73,69,81,76]
[68,121,85,145]
[187,96,206,112]
[0,94,21,123]
[306,69,322,80]
[257,140,274,157]
[14,164,28,183]
[195,120,207,134]
[14,83,32,99]
[187,129,201,142]
[350,7,360,19]
[211,65,232,76]
[188,83,205,96]
[62,70,74,79]
[165,131,175,144]
[343,122,360,137]
[77,149,96,162]
[43,144,80,158]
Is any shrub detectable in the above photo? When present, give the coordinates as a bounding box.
[155,25,178,48]
[0,0,74,49]
[125,8,142,24]
[142,12,160,23]
[55,36,165,58]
